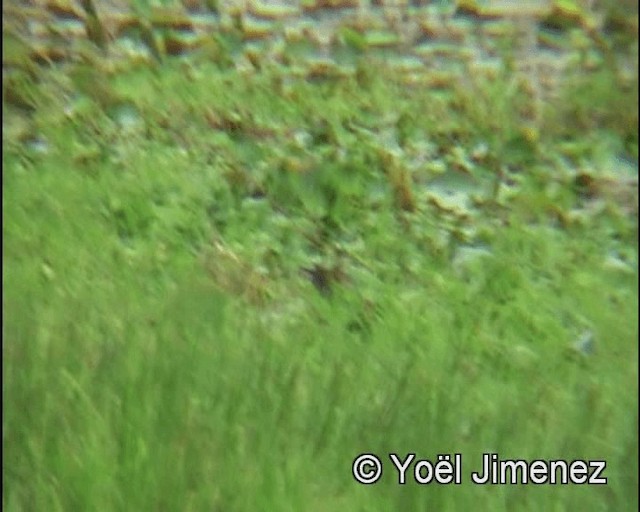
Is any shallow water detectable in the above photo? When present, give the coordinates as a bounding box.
[5,0,634,86]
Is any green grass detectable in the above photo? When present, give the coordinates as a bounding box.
[4,31,638,512]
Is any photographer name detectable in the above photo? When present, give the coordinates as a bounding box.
[352,453,607,485]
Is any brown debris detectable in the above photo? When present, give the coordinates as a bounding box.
[379,149,417,212]
[203,239,270,304]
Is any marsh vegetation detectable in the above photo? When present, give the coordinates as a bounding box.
[3,0,638,510]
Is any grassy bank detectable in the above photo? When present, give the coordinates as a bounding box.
[3,6,638,509]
